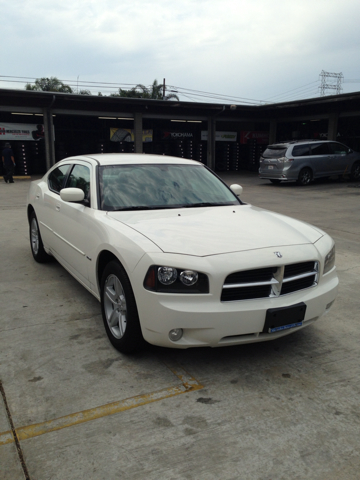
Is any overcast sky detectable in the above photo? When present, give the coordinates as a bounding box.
[2,0,360,104]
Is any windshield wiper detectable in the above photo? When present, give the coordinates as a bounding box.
[111,206,153,211]
[182,202,231,208]
[110,205,180,211]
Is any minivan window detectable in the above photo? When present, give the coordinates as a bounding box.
[309,143,331,155]
[329,143,348,155]
[262,147,287,158]
[292,145,310,157]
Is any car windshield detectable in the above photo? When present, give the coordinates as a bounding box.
[99,164,240,211]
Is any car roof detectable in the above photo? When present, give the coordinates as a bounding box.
[60,153,202,166]
[267,140,333,148]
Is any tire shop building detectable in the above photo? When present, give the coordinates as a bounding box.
[1,87,360,177]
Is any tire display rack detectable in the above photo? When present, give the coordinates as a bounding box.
[3,141,47,177]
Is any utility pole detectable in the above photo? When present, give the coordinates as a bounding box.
[163,78,166,100]
[319,71,343,96]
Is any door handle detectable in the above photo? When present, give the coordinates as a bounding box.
[56,204,61,211]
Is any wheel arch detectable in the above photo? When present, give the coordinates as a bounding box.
[96,250,129,294]
[27,204,35,224]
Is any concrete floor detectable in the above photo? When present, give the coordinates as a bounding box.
[0,172,359,480]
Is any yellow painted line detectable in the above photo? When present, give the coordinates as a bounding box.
[0,430,15,446]
[0,363,203,444]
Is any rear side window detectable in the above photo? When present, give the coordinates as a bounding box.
[309,143,331,155]
[48,165,70,193]
[292,145,310,157]
[262,147,287,158]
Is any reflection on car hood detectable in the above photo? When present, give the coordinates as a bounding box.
[107,205,324,256]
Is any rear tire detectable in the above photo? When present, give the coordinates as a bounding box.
[350,161,360,181]
[101,260,144,353]
[297,168,312,186]
[29,212,52,263]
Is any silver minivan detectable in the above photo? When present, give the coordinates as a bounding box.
[259,140,360,185]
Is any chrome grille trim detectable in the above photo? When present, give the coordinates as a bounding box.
[221,261,319,302]
[223,278,279,289]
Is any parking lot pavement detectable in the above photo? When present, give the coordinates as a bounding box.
[0,174,360,480]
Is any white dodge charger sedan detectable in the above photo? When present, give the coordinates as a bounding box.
[27,154,338,353]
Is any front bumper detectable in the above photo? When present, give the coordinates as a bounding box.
[132,246,339,349]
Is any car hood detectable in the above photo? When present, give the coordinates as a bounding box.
[107,205,324,257]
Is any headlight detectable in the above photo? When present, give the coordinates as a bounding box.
[323,245,335,274]
[158,266,177,285]
[144,266,209,293]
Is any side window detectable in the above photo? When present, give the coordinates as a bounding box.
[309,143,331,156]
[329,143,348,155]
[292,145,310,157]
[65,164,91,204]
[48,165,70,193]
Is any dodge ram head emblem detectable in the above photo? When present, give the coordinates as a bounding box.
[274,252,282,258]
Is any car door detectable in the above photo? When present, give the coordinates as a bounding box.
[49,162,93,288]
[308,142,333,176]
[328,142,351,174]
[39,164,71,249]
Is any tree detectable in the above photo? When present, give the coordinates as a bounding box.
[112,79,179,100]
[25,77,73,93]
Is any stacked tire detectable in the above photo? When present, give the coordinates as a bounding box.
[229,143,240,171]
[14,143,31,176]
[215,142,230,172]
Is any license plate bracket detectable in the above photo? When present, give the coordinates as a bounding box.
[263,302,307,333]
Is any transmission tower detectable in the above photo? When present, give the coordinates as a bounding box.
[319,70,344,96]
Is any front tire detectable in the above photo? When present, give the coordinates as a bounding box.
[350,161,360,181]
[29,211,52,263]
[101,261,144,353]
[297,168,312,186]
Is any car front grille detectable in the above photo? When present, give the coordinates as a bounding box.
[221,261,319,302]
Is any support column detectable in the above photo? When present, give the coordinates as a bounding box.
[134,112,143,153]
[269,119,277,144]
[207,116,216,170]
[328,112,339,141]
[43,107,56,170]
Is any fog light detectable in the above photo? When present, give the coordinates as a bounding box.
[169,328,183,341]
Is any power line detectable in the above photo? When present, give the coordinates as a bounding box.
[264,80,320,101]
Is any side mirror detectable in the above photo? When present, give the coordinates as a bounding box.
[60,187,85,203]
[230,184,243,196]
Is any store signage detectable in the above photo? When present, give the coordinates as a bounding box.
[240,131,269,144]
[201,131,237,142]
[0,122,44,141]
[110,128,153,143]
[162,131,194,139]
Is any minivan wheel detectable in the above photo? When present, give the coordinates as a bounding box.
[297,168,312,186]
[350,161,360,181]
